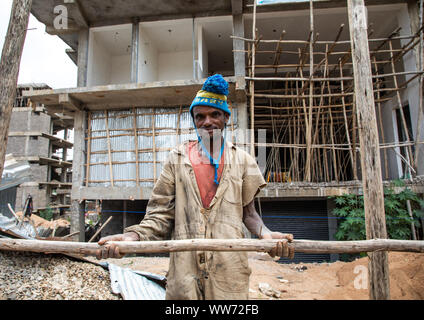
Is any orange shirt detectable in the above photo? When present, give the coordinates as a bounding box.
[187,141,225,208]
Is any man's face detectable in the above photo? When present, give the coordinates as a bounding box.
[192,106,229,141]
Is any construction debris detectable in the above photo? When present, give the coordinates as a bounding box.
[258,282,283,298]
[0,250,120,300]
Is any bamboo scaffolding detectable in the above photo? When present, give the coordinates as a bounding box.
[1,238,423,256]
[388,39,415,174]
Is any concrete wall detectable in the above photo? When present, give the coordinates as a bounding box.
[15,185,49,212]
[87,34,111,86]
[110,54,131,84]
[197,25,208,78]
[138,26,158,83]
[397,5,424,176]
[6,110,51,160]
[87,25,132,86]
[158,50,193,81]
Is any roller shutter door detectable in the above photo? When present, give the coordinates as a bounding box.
[259,199,330,263]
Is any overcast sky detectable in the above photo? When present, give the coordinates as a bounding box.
[0,0,77,89]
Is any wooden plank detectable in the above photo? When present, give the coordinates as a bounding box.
[38,181,72,187]
[348,0,390,300]
[0,238,423,256]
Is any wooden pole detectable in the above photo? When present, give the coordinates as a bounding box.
[348,0,391,300]
[88,216,113,243]
[0,0,32,181]
[0,238,423,256]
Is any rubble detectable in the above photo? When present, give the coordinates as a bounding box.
[0,250,121,300]
[258,282,284,298]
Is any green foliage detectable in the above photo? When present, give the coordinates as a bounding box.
[330,180,423,261]
[39,206,54,221]
[331,179,422,243]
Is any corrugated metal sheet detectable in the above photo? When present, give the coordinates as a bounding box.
[0,160,31,192]
[0,214,54,238]
[87,107,238,187]
[108,263,166,300]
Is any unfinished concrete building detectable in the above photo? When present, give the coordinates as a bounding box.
[26,0,424,262]
[1,84,73,217]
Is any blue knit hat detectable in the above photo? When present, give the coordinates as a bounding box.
[189,74,231,116]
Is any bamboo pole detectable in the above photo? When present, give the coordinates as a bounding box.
[88,216,113,243]
[152,108,157,184]
[371,57,389,180]
[230,33,418,45]
[85,112,92,186]
[133,107,139,186]
[0,238,423,256]
[105,110,114,187]
[339,61,357,180]
[388,39,415,173]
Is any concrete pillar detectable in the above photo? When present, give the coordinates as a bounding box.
[70,200,85,242]
[232,12,245,78]
[77,29,89,87]
[131,19,140,83]
[70,111,86,241]
[232,1,248,153]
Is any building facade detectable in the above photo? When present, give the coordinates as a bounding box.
[26,0,424,262]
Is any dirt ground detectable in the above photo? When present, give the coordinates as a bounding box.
[99,251,424,300]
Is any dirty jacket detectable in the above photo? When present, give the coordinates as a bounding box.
[125,140,266,299]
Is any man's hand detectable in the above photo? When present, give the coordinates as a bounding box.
[261,232,295,259]
[96,232,140,260]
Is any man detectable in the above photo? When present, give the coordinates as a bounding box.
[96,74,294,300]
